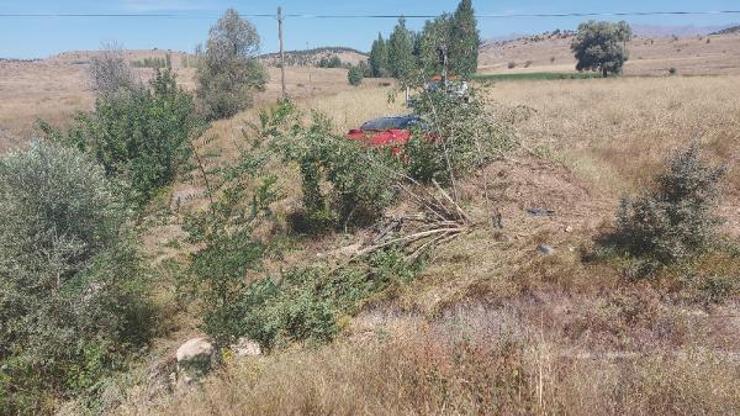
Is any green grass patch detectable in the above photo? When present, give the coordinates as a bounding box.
[472,72,601,82]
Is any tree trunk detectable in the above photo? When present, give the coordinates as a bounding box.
[602,67,608,78]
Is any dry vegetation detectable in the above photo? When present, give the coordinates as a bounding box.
[107,68,739,415]
[0,50,387,152]
[3,34,739,415]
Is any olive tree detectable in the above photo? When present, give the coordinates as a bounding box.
[571,20,632,77]
[196,8,268,120]
[0,142,152,413]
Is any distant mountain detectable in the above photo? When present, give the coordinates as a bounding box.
[710,25,740,36]
[631,24,735,38]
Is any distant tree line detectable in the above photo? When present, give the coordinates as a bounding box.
[368,0,480,80]
[131,54,172,69]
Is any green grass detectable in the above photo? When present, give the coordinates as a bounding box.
[472,72,601,82]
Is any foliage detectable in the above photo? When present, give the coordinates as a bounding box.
[214,248,419,350]
[131,55,170,69]
[369,33,390,77]
[416,14,453,76]
[262,101,400,231]
[448,0,480,77]
[379,1,479,79]
[612,142,726,269]
[0,142,153,415]
[184,153,279,346]
[42,69,200,208]
[317,55,343,68]
[196,8,268,120]
[88,42,141,98]
[388,17,418,82]
[571,20,632,77]
[407,88,514,184]
[347,64,365,86]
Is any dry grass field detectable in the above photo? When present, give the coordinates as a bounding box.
[0,50,380,152]
[109,68,738,415]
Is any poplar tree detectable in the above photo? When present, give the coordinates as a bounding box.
[388,17,417,81]
[369,33,389,77]
[448,0,480,77]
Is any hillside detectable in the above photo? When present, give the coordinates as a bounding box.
[260,46,368,67]
[711,24,740,35]
[479,30,740,76]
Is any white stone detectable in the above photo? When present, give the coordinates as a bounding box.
[232,337,262,357]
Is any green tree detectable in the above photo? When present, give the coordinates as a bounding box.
[416,15,453,76]
[196,8,268,120]
[448,0,480,77]
[388,17,417,82]
[347,65,364,86]
[0,142,153,414]
[369,33,389,77]
[41,69,199,208]
[571,20,632,77]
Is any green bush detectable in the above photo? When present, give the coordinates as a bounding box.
[408,88,514,184]
[267,102,400,231]
[196,8,267,120]
[0,142,153,414]
[614,142,726,268]
[347,65,364,86]
[42,69,200,208]
[217,248,418,350]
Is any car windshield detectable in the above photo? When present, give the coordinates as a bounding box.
[360,115,421,131]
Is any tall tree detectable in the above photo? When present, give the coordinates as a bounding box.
[417,14,453,76]
[571,20,632,77]
[196,8,267,120]
[387,17,417,81]
[369,33,389,77]
[448,0,480,77]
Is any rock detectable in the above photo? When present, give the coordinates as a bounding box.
[564,225,573,233]
[176,337,216,384]
[537,244,556,256]
[232,337,262,357]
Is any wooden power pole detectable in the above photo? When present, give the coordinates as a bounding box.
[278,7,286,97]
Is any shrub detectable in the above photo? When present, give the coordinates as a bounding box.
[42,69,200,208]
[407,88,514,185]
[347,64,364,86]
[669,67,677,75]
[196,8,268,120]
[613,142,726,267]
[0,142,153,414]
[265,101,400,231]
[184,158,279,345]
[507,61,517,69]
[88,42,141,98]
[212,248,418,350]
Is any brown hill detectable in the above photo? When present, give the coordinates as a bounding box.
[479,31,740,76]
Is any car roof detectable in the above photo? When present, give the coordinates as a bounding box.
[360,115,421,131]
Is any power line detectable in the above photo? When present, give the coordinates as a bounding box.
[1,10,740,19]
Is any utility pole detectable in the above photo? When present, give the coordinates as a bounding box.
[278,6,286,98]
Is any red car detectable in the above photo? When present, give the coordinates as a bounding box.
[346,115,423,154]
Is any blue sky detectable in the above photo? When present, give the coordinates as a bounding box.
[1,0,739,58]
